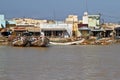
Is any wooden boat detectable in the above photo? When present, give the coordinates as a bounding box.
[12,32,49,47]
[12,36,29,47]
[50,38,85,45]
[30,36,49,47]
[12,36,49,47]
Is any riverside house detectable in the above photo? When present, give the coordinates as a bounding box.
[40,21,73,38]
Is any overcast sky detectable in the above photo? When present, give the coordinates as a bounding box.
[0,0,120,22]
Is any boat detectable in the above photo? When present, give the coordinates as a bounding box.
[12,32,49,47]
[50,38,85,45]
[29,36,49,47]
[12,36,27,47]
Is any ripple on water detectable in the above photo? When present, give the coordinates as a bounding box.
[1,45,120,80]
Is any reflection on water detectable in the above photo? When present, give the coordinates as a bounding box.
[0,45,120,80]
[0,46,7,80]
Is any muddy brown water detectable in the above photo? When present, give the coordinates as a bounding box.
[0,44,120,80]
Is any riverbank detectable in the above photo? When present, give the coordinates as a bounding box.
[0,36,120,46]
[0,36,8,46]
[50,37,118,45]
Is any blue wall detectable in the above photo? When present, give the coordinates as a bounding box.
[0,14,6,28]
[6,20,16,24]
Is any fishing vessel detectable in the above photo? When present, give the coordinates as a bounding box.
[11,32,49,47]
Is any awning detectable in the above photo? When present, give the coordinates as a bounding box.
[27,27,41,32]
[28,29,41,32]
[79,27,91,31]
[115,27,120,30]
[91,28,104,32]
[41,28,66,31]
[14,27,26,31]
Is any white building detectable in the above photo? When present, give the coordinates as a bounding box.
[82,12,88,24]
[82,12,101,29]
[40,21,73,38]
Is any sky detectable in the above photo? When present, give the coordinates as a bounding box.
[0,0,120,22]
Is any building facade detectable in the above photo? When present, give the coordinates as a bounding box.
[65,15,78,23]
[40,21,73,38]
[82,12,88,24]
[88,15,100,29]
[82,12,100,29]
[0,15,6,28]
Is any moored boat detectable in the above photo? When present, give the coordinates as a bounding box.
[30,36,49,47]
[11,32,49,47]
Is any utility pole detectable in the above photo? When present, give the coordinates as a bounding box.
[85,0,88,12]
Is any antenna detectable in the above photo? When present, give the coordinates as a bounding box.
[53,9,56,21]
[85,0,88,12]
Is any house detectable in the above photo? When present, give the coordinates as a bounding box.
[0,15,6,28]
[12,24,41,36]
[114,25,120,39]
[40,21,73,38]
[80,12,103,38]
[0,15,11,36]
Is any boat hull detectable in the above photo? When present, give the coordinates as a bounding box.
[12,37,49,47]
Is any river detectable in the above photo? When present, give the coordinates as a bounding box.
[0,44,120,80]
